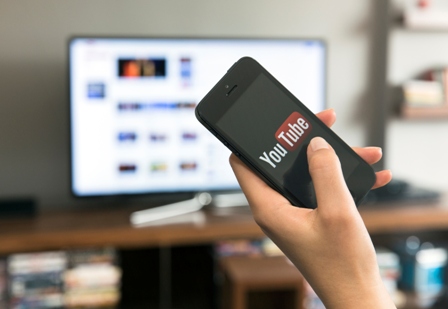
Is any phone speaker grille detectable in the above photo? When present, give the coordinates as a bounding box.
[226,85,238,96]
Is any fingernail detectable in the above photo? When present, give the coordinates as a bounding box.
[325,108,336,116]
[310,137,329,151]
[365,146,382,154]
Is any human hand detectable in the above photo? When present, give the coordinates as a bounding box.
[229,109,396,309]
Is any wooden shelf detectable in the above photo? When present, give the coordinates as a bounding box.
[401,104,448,119]
[393,20,448,32]
[0,206,263,255]
[0,195,447,255]
[361,194,448,234]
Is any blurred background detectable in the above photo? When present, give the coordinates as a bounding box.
[0,0,380,208]
[1,0,448,308]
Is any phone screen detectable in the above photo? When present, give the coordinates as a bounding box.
[216,73,360,207]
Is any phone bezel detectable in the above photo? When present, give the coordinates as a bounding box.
[196,57,376,208]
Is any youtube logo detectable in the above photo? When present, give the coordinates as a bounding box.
[259,112,312,169]
[275,112,312,151]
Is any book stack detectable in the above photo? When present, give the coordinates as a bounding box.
[63,248,121,308]
[7,251,67,309]
[215,238,286,258]
[215,239,263,257]
[403,68,448,107]
[402,68,448,118]
[0,259,6,308]
[376,248,405,307]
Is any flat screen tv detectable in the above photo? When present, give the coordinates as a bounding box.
[69,37,326,197]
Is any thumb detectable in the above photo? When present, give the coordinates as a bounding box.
[307,137,355,212]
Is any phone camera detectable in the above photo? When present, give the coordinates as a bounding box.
[225,85,229,89]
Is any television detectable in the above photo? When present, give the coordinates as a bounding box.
[69,37,326,198]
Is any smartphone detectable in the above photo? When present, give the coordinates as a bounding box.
[195,57,376,209]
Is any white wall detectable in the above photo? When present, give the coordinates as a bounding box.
[0,0,375,207]
[386,0,448,191]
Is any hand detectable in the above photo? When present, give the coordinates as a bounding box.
[229,109,396,309]
[309,108,391,189]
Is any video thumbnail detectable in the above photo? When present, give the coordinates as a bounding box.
[118,164,137,173]
[118,132,137,142]
[179,161,197,171]
[118,103,141,111]
[150,162,168,172]
[149,133,168,143]
[117,102,196,112]
[180,57,192,79]
[118,59,166,78]
[181,132,197,141]
[87,83,106,99]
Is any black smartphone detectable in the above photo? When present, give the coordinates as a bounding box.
[195,57,376,209]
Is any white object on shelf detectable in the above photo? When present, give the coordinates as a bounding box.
[404,1,448,29]
[130,192,212,226]
[403,80,445,107]
[213,192,248,208]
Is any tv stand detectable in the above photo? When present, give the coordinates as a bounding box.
[130,191,248,226]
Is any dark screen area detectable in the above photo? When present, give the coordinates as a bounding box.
[217,73,359,208]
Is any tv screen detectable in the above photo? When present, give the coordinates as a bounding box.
[69,37,326,197]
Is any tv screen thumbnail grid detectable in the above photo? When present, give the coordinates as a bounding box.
[69,37,326,196]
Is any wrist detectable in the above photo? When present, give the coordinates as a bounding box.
[319,271,396,309]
